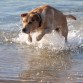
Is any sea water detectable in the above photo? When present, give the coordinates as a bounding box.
[0,0,83,83]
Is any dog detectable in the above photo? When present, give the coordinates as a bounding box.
[21,5,76,43]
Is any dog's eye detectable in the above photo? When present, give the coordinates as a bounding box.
[28,21,32,24]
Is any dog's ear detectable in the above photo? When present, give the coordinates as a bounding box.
[21,13,27,17]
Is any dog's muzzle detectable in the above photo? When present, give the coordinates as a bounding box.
[22,28,30,34]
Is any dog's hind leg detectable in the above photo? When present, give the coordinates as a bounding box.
[61,26,68,43]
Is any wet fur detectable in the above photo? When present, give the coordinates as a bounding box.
[21,5,76,42]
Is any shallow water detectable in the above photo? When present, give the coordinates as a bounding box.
[0,0,83,83]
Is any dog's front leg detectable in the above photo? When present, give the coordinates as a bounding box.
[28,34,32,42]
[36,32,45,41]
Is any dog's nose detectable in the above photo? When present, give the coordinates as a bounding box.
[22,28,30,33]
[22,28,27,33]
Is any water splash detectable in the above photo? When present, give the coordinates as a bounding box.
[12,30,67,49]
[12,20,83,51]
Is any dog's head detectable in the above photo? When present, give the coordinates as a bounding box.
[21,12,42,34]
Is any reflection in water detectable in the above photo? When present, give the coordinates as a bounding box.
[20,48,72,82]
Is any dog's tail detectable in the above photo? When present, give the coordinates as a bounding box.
[65,15,76,20]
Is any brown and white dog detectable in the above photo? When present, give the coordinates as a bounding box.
[21,5,76,43]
